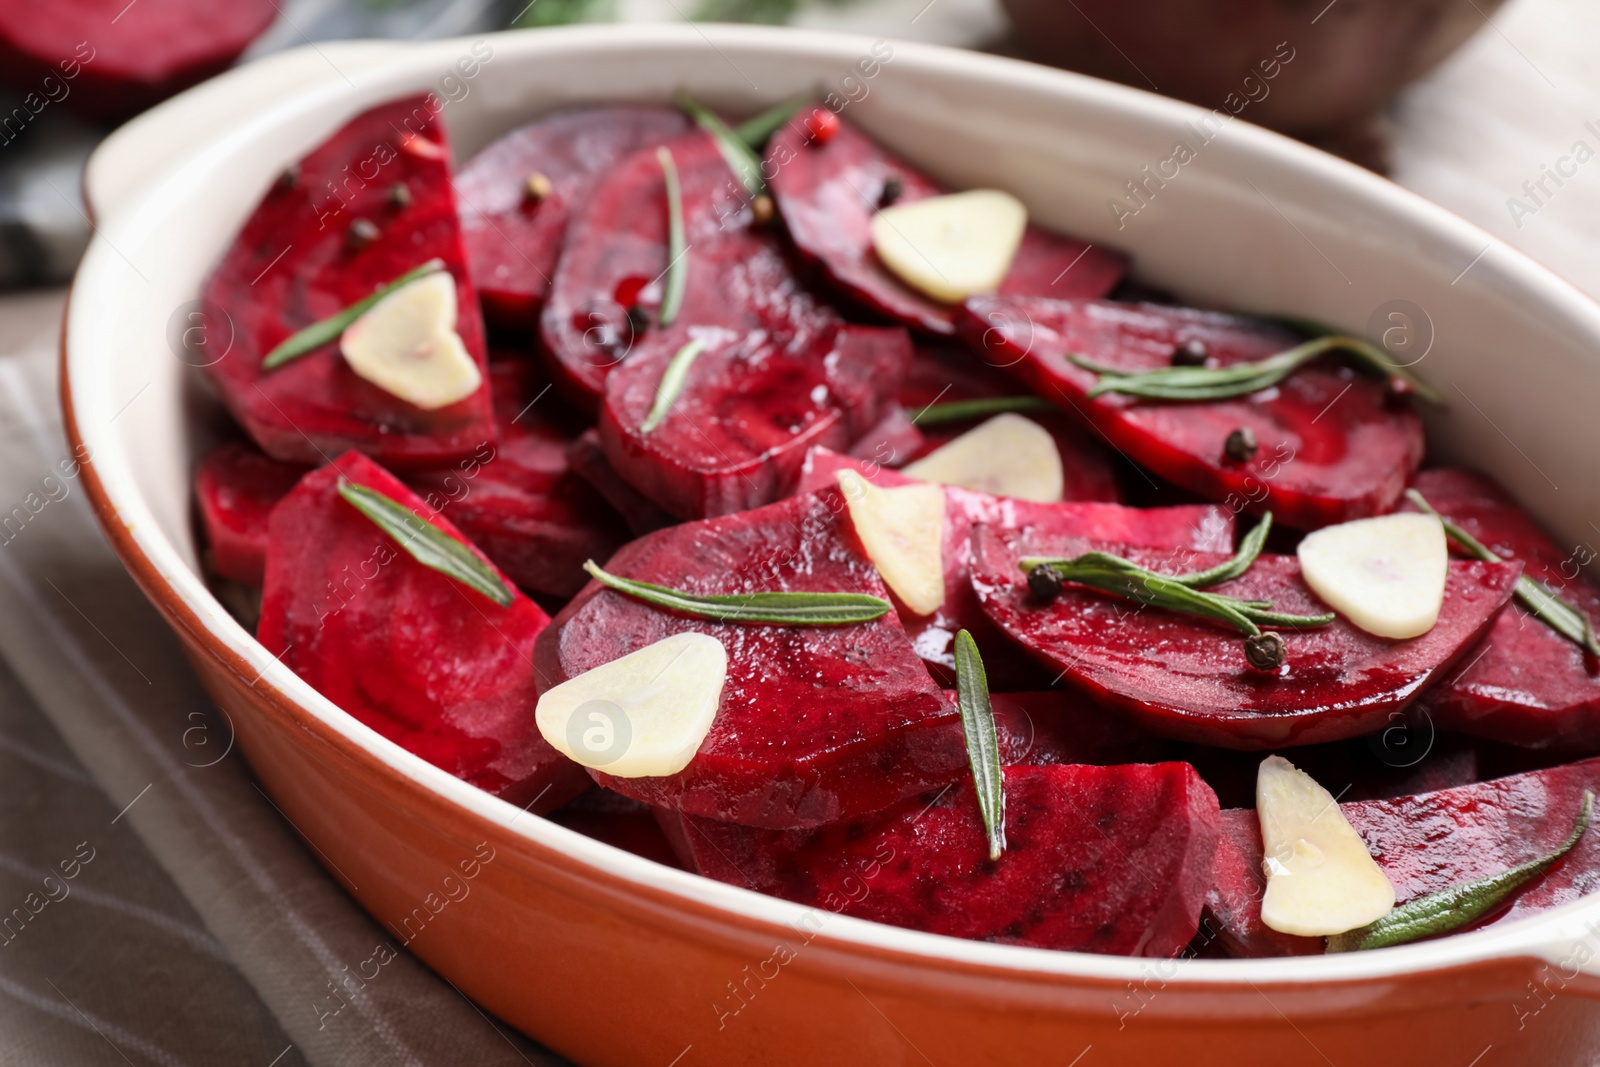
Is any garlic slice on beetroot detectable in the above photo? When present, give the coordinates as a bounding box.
[535,631,726,778]
[1297,512,1447,639]
[340,271,482,410]
[870,190,1026,303]
[1257,755,1395,937]
[836,469,946,616]
[902,413,1064,503]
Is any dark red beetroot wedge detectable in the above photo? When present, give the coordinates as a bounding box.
[1403,469,1600,752]
[671,763,1220,957]
[764,117,1127,336]
[800,447,1232,688]
[900,343,1121,502]
[405,359,628,598]
[456,108,690,330]
[533,489,966,828]
[599,325,910,520]
[259,451,585,810]
[548,788,685,870]
[989,691,1175,766]
[195,442,308,586]
[541,129,839,411]
[953,298,1426,530]
[971,525,1522,747]
[0,0,275,121]
[203,97,495,469]
[1208,756,1600,958]
[566,428,677,536]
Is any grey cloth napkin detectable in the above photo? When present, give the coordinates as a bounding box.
[0,289,565,1066]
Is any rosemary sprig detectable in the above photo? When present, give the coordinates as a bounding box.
[1407,489,1600,656]
[912,396,1055,426]
[676,89,765,197]
[337,478,514,607]
[656,147,687,328]
[1328,791,1594,952]
[641,337,707,433]
[1069,334,1444,407]
[582,560,891,625]
[733,97,806,149]
[263,259,445,369]
[954,630,1005,861]
[1171,513,1273,589]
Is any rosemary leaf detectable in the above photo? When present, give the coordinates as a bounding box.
[641,337,707,433]
[912,396,1055,426]
[677,89,765,196]
[337,478,514,607]
[656,147,688,328]
[1406,489,1600,656]
[954,629,1005,861]
[734,97,806,149]
[583,560,891,625]
[263,259,445,370]
[1172,513,1274,588]
[1070,334,1444,407]
[1328,791,1594,953]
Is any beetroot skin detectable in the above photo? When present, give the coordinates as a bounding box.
[1404,469,1600,752]
[541,129,839,411]
[599,325,910,520]
[954,298,1426,530]
[533,489,967,828]
[456,107,690,330]
[671,763,1220,956]
[203,97,495,469]
[1208,756,1600,958]
[765,117,1127,335]
[259,451,585,810]
[972,526,1522,747]
[195,442,308,586]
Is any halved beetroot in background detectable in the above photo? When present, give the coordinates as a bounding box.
[764,117,1127,336]
[669,762,1219,957]
[405,359,628,598]
[456,107,690,330]
[1207,756,1600,958]
[1403,469,1600,753]
[972,526,1521,747]
[0,0,276,121]
[799,447,1232,687]
[541,128,839,410]
[203,96,494,469]
[599,325,910,519]
[534,489,966,828]
[195,441,308,586]
[566,428,676,536]
[1178,733,1480,811]
[259,452,585,810]
[954,298,1426,530]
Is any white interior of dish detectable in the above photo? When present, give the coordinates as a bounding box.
[66,25,1600,995]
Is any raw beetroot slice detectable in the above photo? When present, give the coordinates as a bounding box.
[540,129,839,410]
[0,1,276,121]
[203,96,495,469]
[598,325,910,520]
[953,298,1426,529]
[1208,756,1600,958]
[405,359,629,598]
[456,107,690,330]
[1404,469,1600,752]
[765,117,1127,335]
[669,763,1220,957]
[195,442,308,586]
[533,489,966,828]
[259,451,585,810]
[971,525,1522,747]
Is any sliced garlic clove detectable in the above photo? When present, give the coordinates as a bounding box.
[535,631,726,778]
[1257,755,1395,937]
[1296,512,1448,639]
[836,468,946,616]
[901,413,1064,503]
[870,190,1027,304]
[340,271,482,410]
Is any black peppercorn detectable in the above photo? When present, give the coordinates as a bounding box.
[1223,426,1258,464]
[1244,632,1286,671]
[878,176,903,208]
[1027,564,1063,604]
[750,194,775,225]
[346,217,380,251]
[625,304,650,337]
[1171,338,1209,366]
[1384,376,1415,409]
[387,182,411,208]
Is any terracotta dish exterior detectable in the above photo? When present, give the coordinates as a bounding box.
[62,26,1600,1066]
